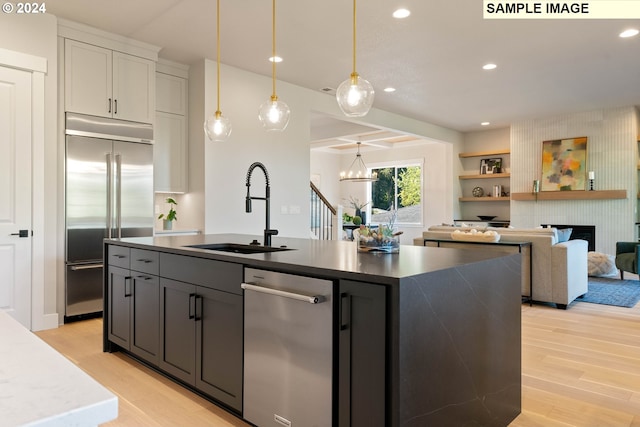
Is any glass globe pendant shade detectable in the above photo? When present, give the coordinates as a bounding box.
[258,96,291,131]
[336,72,375,117]
[204,110,232,142]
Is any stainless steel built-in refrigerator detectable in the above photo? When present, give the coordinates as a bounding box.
[65,112,154,321]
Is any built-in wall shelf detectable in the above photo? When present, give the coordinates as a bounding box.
[459,173,510,180]
[458,149,510,158]
[459,196,510,202]
[511,190,627,201]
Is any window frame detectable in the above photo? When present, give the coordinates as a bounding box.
[367,158,424,226]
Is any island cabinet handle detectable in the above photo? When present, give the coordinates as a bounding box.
[112,254,126,259]
[194,295,203,322]
[340,293,351,331]
[124,277,132,297]
[137,259,153,264]
[188,293,196,319]
[241,283,325,304]
[136,275,152,281]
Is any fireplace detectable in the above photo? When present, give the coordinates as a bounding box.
[542,224,595,251]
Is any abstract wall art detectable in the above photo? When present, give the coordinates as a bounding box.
[541,136,587,191]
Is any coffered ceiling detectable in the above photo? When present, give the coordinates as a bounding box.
[44,0,640,149]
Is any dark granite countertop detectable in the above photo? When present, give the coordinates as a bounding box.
[105,233,511,286]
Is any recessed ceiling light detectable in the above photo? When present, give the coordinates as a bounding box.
[619,29,639,38]
[384,87,396,93]
[392,8,411,19]
[269,56,283,63]
[482,63,497,70]
[481,122,490,126]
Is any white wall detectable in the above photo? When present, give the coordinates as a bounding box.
[510,106,639,254]
[192,59,463,240]
[0,13,59,327]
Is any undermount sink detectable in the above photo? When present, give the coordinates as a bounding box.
[185,243,293,254]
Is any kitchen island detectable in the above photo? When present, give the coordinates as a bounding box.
[104,233,522,426]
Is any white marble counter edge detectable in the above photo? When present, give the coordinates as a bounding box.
[0,311,118,426]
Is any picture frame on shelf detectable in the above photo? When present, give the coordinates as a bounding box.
[480,157,502,175]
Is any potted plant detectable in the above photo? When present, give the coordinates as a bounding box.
[158,197,178,230]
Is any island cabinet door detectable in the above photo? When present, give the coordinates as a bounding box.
[107,265,132,349]
[338,280,387,427]
[195,286,243,413]
[159,278,197,385]
[129,273,160,365]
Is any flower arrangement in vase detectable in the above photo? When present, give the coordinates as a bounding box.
[347,196,369,225]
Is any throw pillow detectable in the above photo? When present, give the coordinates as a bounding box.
[557,228,573,242]
[587,252,618,277]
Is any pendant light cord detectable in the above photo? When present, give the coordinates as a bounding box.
[271,0,277,99]
[352,0,357,75]
[216,0,221,113]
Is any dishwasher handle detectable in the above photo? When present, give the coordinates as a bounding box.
[241,283,325,304]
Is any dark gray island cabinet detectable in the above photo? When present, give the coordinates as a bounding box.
[104,234,522,426]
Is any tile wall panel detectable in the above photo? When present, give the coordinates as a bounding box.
[510,106,638,254]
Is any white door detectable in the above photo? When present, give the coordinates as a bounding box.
[0,65,32,328]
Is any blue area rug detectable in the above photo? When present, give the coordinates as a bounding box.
[577,277,640,308]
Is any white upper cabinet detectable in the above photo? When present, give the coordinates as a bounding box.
[154,64,189,193]
[65,39,155,124]
[156,72,187,116]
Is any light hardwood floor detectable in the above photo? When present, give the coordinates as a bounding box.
[36,298,640,426]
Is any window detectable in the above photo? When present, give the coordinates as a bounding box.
[370,162,422,225]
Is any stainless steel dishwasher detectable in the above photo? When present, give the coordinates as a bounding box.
[242,268,333,427]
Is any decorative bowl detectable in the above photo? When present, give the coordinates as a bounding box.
[358,235,400,253]
[478,215,497,221]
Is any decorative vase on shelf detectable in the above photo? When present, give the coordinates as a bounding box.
[163,220,173,231]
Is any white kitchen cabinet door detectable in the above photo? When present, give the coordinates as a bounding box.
[154,112,187,193]
[113,51,155,124]
[64,39,155,124]
[64,39,112,118]
[156,72,187,115]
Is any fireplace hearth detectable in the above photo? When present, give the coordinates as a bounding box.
[542,224,595,251]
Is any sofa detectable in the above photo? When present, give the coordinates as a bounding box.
[414,225,589,309]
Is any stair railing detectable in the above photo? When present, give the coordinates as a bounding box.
[310,181,338,240]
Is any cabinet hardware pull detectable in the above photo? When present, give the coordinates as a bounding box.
[114,99,117,114]
[188,293,196,319]
[108,98,112,113]
[195,295,203,321]
[137,259,152,263]
[136,275,151,281]
[340,292,351,331]
[112,254,126,259]
[124,276,132,297]
[241,283,325,304]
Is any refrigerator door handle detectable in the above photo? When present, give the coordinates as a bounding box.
[115,153,122,238]
[106,153,113,238]
[70,263,104,271]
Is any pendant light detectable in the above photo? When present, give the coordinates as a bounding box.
[340,141,378,182]
[204,0,232,142]
[258,0,290,131]
[336,0,375,117]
